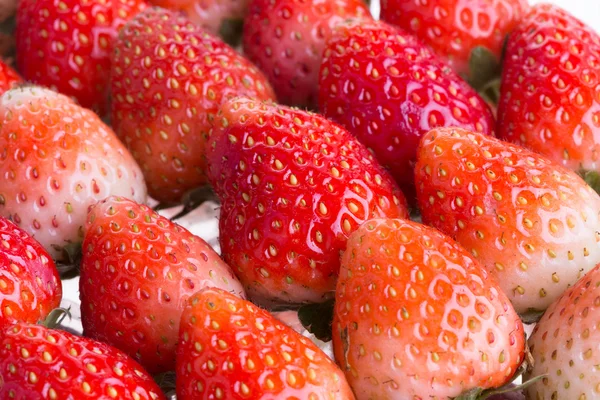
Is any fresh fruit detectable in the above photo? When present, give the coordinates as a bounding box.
[380,0,529,82]
[149,0,250,43]
[15,0,147,115]
[333,218,526,399]
[177,287,354,399]
[0,216,62,327]
[80,196,246,374]
[319,20,494,202]
[111,7,275,204]
[415,127,600,315]
[0,322,165,399]
[206,97,409,305]
[243,0,371,108]
[0,86,147,262]
[0,58,19,94]
[525,263,600,399]
[497,4,600,187]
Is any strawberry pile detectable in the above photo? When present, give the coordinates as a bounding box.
[0,0,599,398]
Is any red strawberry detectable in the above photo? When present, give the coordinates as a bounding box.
[111,7,275,204]
[0,86,147,262]
[0,323,165,399]
[525,263,600,400]
[0,216,61,327]
[242,0,371,108]
[318,20,494,202]
[333,218,526,399]
[380,0,529,80]
[206,97,409,306]
[150,0,250,42]
[80,196,246,374]
[0,58,20,94]
[177,287,354,399]
[497,4,600,186]
[15,0,147,115]
[415,127,600,315]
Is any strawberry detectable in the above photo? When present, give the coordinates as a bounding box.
[318,20,494,203]
[0,216,62,327]
[0,86,147,262]
[497,4,600,187]
[0,58,20,94]
[111,7,275,205]
[332,218,526,399]
[380,0,529,81]
[525,263,600,400]
[206,97,409,306]
[15,0,147,115]
[0,322,165,399]
[149,0,249,43]
[415,127,600,316]
[242,0,371,108]
[177,287,354,399]
[79,196,246,374]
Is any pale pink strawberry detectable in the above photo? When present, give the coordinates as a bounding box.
[0,86,146,261]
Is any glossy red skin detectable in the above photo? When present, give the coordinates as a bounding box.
[206,98,408,305]
[0,59,20,95]
[415,127,600,313]
[333,218,525,399]
[0,323,165,399]
[150,0,250,34]
[0,217,61,327]
[0,87,147,262]
[111,8,275,204]
[243,0,371,108]
[319,21,494,203]
[80,196,246,374]
[16,0,147,115]
[380,0,529,77]
[497,4,600,174]
[177,287,355,400]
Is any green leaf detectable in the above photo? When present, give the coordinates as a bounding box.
[579,170,600,195]
[298,298,335,342]
[468,46,501,92]
[56,242,83,278]
[519,308,545,324]
[41,307,72,329]
[218,18,244,48]
[154,371,176,398]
